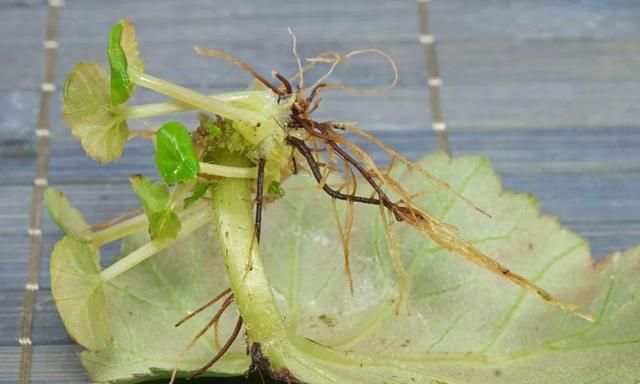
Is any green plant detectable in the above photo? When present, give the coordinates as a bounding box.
[48,20,640,383]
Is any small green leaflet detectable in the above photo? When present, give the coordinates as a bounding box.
[45,188,91,241]
[107,20,144,105]
[207,123,221,137]
[130,175,169,213]
[267,180,285,198]
[129,175,181,240]
[155,121,200,184]
[148,210,181,240]
[108,22,132,105]
[197,112,221,137]
[62,63,128,163]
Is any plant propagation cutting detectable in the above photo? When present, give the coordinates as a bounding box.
[47,20,640,384]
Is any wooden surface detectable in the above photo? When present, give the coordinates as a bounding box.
[1,1,639,383]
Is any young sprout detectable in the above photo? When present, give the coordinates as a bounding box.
[63,19,292,165]
[130,175,183,240]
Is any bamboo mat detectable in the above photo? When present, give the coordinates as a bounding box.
[1,1,639,382]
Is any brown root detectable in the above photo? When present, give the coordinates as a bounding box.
[343,124,492,218]
[181,35,594,380]
[379,203,408,315]
[194,46,283,95]
[174,288,232,328]
[190,315,244,378]
[331,195,356,295]
[242,158,267,281]
[288,27,304,91]
[287,100,593,321]
[320,48,399,94]
[305,51,341,92]
[169,294,235,384]
[299,121,593,321]
[249,343,299,383]
[394,204,595,322]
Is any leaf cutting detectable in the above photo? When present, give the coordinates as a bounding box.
[47,19,639,384]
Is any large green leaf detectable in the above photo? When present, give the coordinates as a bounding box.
[259,153,640,383]
[55,153,640,383]
[81,229,248,382]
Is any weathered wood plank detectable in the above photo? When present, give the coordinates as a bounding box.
[0,186,33,235]
[0,1,46,42]
[438,39,640,85]
[0,292,23,346]
[31,344,87,383]
[429,0,640,41]
[0,346,19,384]
[442,82,640,129]
[31,290,67,346]
[0,157,36,185]
[0,1,45,92]
[0,236,28,291]
[9,6,640,89]
[56,0,417,44]
[3,0,419,92]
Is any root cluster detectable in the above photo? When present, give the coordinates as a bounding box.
[172,34,593,382]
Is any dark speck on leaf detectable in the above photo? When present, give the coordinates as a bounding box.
[318,314,336,327]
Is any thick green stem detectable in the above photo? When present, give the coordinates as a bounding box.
[211,177,286,343]
[124,90,270,120]
[212,176,344,382]
[99,208,213,283]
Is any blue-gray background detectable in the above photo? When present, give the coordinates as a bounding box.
[1,1,639,382]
